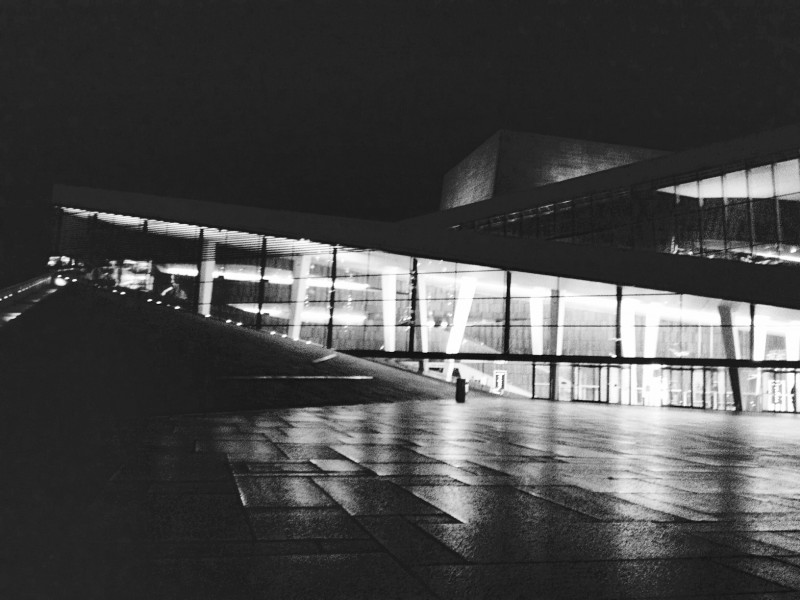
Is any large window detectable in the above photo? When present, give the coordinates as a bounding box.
[331,250,412,351]
[468,155,800,268]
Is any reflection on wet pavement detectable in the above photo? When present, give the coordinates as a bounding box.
[89,398,800,598]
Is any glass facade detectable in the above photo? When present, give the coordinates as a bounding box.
[465,155,800,267]
[55,206,800,413]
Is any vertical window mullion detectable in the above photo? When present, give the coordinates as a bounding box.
[503,271,511,355]
[408,258,418,353]
[696,179,704,256]
[256,236,267,329]
[326,247,338,349]
[745,168,756,256]
[772,162,783,253]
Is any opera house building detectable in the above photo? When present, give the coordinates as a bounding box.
[51,125,800,413]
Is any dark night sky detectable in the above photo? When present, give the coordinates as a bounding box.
[3,0,800,282]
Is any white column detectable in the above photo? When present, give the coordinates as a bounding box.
[289,255,312,340]
[753,316,767,361]
[555,295,566,356]
[198,240,216,316]
[381,272,397,352]
[418,276,430,353]
[642,304,661,406]
[529,295,545,355]
[445,276,476,381]
[643,305,660,357]
[620,298,638,401]
[446,276,476,355]
[620,298,637,357]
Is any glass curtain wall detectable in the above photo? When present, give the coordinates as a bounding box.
[416,259,505,354]
[469,156,800,267]
[332,250,412,351]
[57,206,800,412]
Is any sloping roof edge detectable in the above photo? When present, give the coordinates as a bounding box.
[54,184,800,311]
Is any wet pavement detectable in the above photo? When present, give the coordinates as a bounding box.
[74,399,800,598]
[8,286,800,598]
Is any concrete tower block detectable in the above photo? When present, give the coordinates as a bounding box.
[440,131,668,211]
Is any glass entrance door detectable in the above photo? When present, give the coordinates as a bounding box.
[573,364,602,402]
[603,365,622,404]
[662,366,705,408]
[691,366,705,409]
[703,367,731,411]
[760,370,798,413]
[664,367,690,407]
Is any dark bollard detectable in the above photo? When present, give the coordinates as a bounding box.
[456,378,466,403]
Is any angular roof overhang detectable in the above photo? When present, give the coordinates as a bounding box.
[54,184,800,311]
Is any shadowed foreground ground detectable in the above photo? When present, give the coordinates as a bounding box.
[0,285,463,599]
[6,287,800,599]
